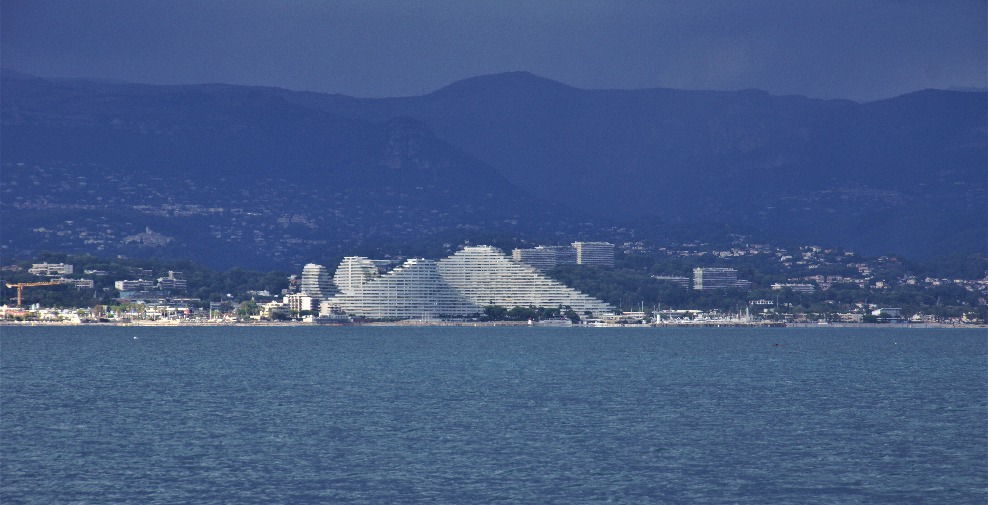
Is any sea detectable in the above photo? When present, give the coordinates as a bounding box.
[1,326,986,504]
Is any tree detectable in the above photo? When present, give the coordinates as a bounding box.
[483,305,507,321]
[506,306,538,321]
[237,300,259,319]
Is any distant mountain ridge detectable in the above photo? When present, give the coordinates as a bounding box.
[1,70,560,268]
[1,69,984,267]
[278,71,986,258]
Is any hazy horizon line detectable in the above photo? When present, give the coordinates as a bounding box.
[4,67,985,104]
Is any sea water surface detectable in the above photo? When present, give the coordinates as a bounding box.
[2,326,986,503]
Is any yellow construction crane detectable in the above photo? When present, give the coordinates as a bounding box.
[5,281,61,307]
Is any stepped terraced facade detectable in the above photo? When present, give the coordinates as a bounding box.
[324,246,613,320]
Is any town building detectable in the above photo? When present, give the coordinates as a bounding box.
[572,242,615,267]
[284,293,320,313]
[693,267,751,291]
[871,307,904,322]
[114,279,157,301]
[512,246,559,271]
[771,283,816,294]
[548,245,578,265]
[259,301,289,319]
[29,262,74,276]
[511,245,578,271]
[55,278,95,289]
[157,271,188,292]
[114,279,156,292]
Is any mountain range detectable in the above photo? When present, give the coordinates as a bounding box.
[2,69,984,268]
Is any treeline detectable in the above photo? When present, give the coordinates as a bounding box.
[481,305,580,322]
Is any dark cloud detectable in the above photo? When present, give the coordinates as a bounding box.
[2,0,985,101]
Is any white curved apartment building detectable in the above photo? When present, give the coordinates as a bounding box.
[322,246,613,320]
[300,263,336,299]
[326,258,478,319]
[333,256,380,294]
[437,246,613,316]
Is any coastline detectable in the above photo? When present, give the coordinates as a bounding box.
[1,320,983,329]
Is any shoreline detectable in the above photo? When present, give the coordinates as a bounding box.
[1,320,983,329]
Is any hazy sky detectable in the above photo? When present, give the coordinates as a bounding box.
[2,1,985,101]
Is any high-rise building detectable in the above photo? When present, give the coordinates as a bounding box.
[300,263,336,299]
[572,242,615,267]
[693,267,750,291]
[323,246,614,320]
[332,257,380,295]
[512,246,559,271]
[548,245,578,266]
[326,258,477,319]
[437,246,613,316]
[511,245,579,271]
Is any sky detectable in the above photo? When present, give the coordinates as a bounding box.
[2,0,985,102]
